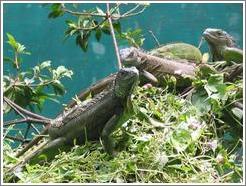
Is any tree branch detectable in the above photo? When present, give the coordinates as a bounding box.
[4,117,50,127]
[4,135,30,143]
[106,3,122,69]
[15,126,50,158]
[4,97,51,121]
[63,8,106,17]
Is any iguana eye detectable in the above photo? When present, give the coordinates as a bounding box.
[217,31,223,36]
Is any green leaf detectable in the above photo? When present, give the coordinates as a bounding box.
[95,29,102,41]
[76,33,89,52]
[39,60,51,69]
[53,66,73,79]
[231,107,243,120]
[191,89,211,114]
[48,10,64,19]
[6,33,18,49]
[48,4,64,19]
[113,21,121,34]
[102,28,111,35]
[96,7,104,15]
[170,129,192,152]
[51,80,65,95]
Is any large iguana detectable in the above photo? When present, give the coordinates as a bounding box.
[120,47,197,86]
[202,28,243,63]
[67,43,202,108]
[11,67,139,167]
[149,42,203,64]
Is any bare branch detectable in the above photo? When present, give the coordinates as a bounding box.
[4,117,50,127]
[120,6,147,18]
[62,4,147,23]
[106,3,122,69]
[63,8,106,17]
[31,124,40,135]
[4,97,51,121]
[149,30,161,47]
[5,135,30,143]
[121,4,140,16]
[15,126,50,158]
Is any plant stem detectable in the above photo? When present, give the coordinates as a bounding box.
[149,30,160,47]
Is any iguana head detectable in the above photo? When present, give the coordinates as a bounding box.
[120,47,143,67]
[114,67,139,98]
[202,28,236,61]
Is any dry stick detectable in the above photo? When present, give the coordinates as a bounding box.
[149,30,161,47]
[31,124,40,135]
[106,3,122,69]
[4,97,51,121]
[15,126,50,158]
[5,135,30,143]
[4,117,50,127]
[63,4,143,20]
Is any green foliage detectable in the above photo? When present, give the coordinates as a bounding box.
[117,28,145,48]
[48,3,64,18]
[3,34,73,113]
[192,65,243,127]
[5,33,31,69]
[3,87,242,183]
[49,3,148,52]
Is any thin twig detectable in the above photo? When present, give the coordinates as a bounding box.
[121,6,147,18]
[4,98,26,119]
[180,86,195,98]
[4,97,51,121]
[4,117,50,127]
[149,30,161,47]
[106,3,122,69]
[63,8,106,17]
[5,135,30,143]
[31,124,40,135]
[15,126,50,158]
[121,4,140,16]
[63,4,142,20]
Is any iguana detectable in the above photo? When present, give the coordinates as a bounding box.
[149,42,203,64]
[120,47,197,86]
[202,28,243,63]
[65,43,204,107]
[11,67,139,166]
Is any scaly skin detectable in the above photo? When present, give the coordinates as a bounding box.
[28,67,139,163]
[120,47,196,86]
[150,43,203,64]
[202,28,243,63]
[64,44,202,107]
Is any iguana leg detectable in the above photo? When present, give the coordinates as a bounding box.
[140,70,158,85]
[101,114,121,156]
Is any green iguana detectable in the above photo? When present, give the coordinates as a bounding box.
[65,43,204,107]
[149,42,203,63]
[11,67,139,167]
[120,47,197,86]
[203,28,243,63]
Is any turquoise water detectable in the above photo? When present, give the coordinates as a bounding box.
[3,3,243,120]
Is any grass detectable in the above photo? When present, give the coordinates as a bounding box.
[3,86,243,183]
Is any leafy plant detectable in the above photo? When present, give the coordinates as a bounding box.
[3,86,242,183]
[3,33,73,113]
[48,3,148,52]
